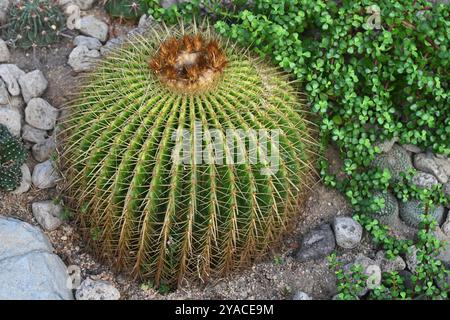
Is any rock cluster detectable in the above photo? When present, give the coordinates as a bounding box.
[372,142,450,229]
[0,60,60,198]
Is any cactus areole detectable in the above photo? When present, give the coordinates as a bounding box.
[62,24,317,287]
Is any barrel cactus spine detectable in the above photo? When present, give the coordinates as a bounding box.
[60,23,318,287]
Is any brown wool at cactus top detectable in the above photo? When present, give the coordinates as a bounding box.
[149,35,228,91]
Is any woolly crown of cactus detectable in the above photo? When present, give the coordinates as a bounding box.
[61,23,318,287]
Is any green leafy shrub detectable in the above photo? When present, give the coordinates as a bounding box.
[0,124,27,191]
[331,215,449,300]
[104,0,149,20]
[61,24,317,286]
[4,0,65,49]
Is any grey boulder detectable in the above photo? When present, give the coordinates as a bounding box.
[296,224,335,262]
[0,216,73,300]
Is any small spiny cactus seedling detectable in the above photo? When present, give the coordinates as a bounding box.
[0,124,27,191]
[4,0,65,49]
[103,0,148,21]
[372,145,413,184]
[399,199,445,228]
[371,191,399,225]
[61,23,318,287]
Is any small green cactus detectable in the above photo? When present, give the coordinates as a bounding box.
[103,0,148,20]
[372,191,399,225]
[4,0,65,49]
[0,124,27,191]
[372,144,413,183]
[61,24,317,286]
[399,199,445,228]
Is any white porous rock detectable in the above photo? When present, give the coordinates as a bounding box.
[18,70,48,103]
[0,64,26,96]
[32,201,63,231]
[75,279,120,300]
[73,35,102,50]
[11,164,32,195]
[0,38,10,62]
[31,160,61,189]
[68,45,101,72]
[76,16,108,42]
[25,98,58,130]
[332,216,363,249]
[0,106,21,137]
[22,124,48,144]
